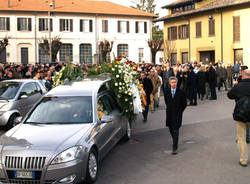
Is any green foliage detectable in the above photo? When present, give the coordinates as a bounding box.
[52,60,84,87]
[152,25,163,41]
[87,62,112,76]
[131,0,157,15]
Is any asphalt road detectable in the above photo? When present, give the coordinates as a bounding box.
[96,91,250,184]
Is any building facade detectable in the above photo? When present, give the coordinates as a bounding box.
[157,0,250,67]
[0,0,156,64]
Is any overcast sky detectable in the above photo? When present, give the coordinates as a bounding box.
[106,0,175,16]
[106,0,175,27]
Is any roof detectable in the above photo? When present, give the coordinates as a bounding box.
[162,0,193,9]
[2,79,40,83]
[157,0,250,21]
[0,0,157,18]
[46,77,110,97]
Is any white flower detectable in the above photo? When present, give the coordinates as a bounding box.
[116,75,119,78]
[112,68,115,71]
[115,83,118,86]
[119,70,121,73]
[119,82,122,86]
[119,87,122,90]
[125,98,128,102]
[125,110,128,112]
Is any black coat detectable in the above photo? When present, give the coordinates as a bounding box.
[188,71,198,89]
[142,77,153,105]
[164,88,187,129]
[197,71,206,92]
[208,67,217,86]
[227,78,250,122]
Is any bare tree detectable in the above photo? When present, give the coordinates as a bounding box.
[39,36,62,62]
[148,26,163,64]
[0,37,8,54]
[99,40,114,63]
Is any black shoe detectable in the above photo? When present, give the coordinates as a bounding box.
[193,102,197,106]
[172,150,178,155]
[239,161,247,167]
[189,102,193,106]
[143,119,147,123]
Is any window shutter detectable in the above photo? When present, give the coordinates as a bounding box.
[135,21,139,33]
[38,19,42,31]
[144,22,147,33]
[50,19,53,31]
[102,20,105,32]
[89,20,93,32]
[118,21,121,33]
[28,18,32,31]
[80,20,83,32]
[212,19,215,35]
[127,21,129,33]
[196,22,201,37]
[168,27,170,40]
[174,26,177,40]
[105,20,108,32]
[59,19,63,31]
[17,18,20,31]
[6,17,10,31]
[178,25,181,39]
[187,24,189,38]
[70,19,73,32]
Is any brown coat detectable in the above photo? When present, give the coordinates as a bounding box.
[148,74,161,94]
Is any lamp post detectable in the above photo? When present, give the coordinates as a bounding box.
[48,2,53,62]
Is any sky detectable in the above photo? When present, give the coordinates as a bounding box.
[105,0,175,17]
[105,0,176,27]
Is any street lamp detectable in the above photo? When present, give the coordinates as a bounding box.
[48,2,53,62]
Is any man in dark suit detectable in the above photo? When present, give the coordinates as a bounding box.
[164,76,187,155]
[140,72,153,122]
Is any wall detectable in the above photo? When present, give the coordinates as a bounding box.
[0,12,153,64]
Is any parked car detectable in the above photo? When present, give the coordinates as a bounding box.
[0,77,132,184]
[0,79,47,130]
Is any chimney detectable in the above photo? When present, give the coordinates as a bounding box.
[53,0,55,9]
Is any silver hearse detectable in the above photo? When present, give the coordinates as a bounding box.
[0,77,131,184]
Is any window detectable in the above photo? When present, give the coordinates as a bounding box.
[178,24,189,39]
[234,49,243,64]
[17,18,32,31]
[118,21,129,33]
[60,44,73,62]
[59,19,73,32]
[20,83,37,97]
[138,48,144,62]
[79,44,92,64]
[209,19,215,36]
[102,20,108,33]
[171,53,177,65]
[135,21,147,34]
[196,22,201,38]
[182,52,189,63]
[38,44,50,63]
[117,44,128,57]
[168,26,177,40]
[0,17,10,31]
[39,18,53,31]
[80,19,93,32]
[233,16,240,42]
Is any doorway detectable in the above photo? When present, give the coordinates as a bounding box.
[21,47,29,64]
[199,51,215,64]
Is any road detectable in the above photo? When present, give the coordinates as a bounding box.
[96,91,250,184]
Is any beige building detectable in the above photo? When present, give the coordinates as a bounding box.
[157,0,250,67]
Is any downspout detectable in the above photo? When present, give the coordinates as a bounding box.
[34,12,38,64]
[188,18,191,63]
[221,10,223,63]
[95,14,99,65]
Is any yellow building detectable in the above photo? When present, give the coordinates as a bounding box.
[157,0,250,67]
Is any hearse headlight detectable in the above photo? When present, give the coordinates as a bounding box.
[51,146,83,165]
